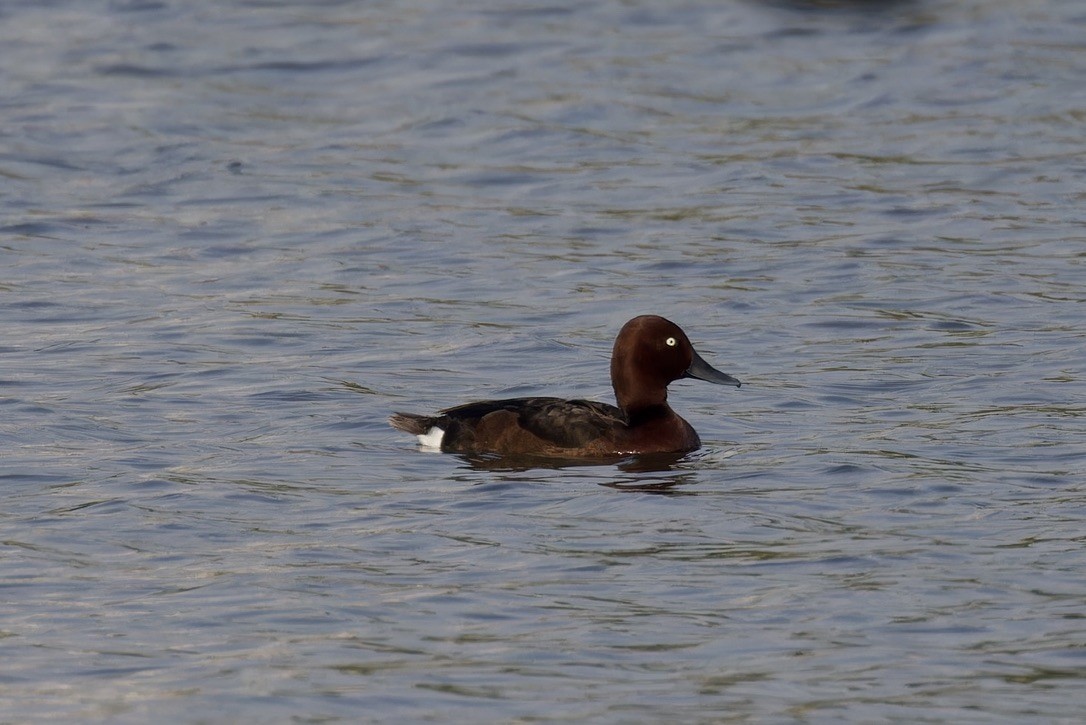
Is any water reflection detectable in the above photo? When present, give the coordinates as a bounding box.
[451,450,705,491]
[597,476,701,495]
[762,0,917,11]
[455,450,690,473]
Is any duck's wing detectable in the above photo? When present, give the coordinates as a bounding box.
[517,398,627,448]
[440,397,625,449]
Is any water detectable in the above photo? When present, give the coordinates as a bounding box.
[3,0,1085,721]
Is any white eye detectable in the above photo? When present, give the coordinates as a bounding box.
[665,337,677,347]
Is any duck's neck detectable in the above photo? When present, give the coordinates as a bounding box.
[625,403,673,427]
[611,357,668,414]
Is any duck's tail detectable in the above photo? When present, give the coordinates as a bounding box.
[390,412,446,450]
[389,412,435,435]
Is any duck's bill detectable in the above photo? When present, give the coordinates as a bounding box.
[684,350,741,387]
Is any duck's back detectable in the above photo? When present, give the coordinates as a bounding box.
[390,397,627,455]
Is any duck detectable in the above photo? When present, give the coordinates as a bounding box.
[389,315,740,458]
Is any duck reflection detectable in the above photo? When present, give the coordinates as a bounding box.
[453,450,704,493]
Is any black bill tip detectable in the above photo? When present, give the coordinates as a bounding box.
[683,349,741,388]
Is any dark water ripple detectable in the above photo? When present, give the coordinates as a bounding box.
[2,0,1086,721]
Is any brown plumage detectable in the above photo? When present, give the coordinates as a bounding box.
[389,315,740,457]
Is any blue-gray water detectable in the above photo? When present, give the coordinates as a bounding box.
[3,0,1085,721]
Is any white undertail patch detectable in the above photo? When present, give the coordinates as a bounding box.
[417,426,445,451]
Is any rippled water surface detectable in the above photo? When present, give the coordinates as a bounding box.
[3,0,1085,721]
